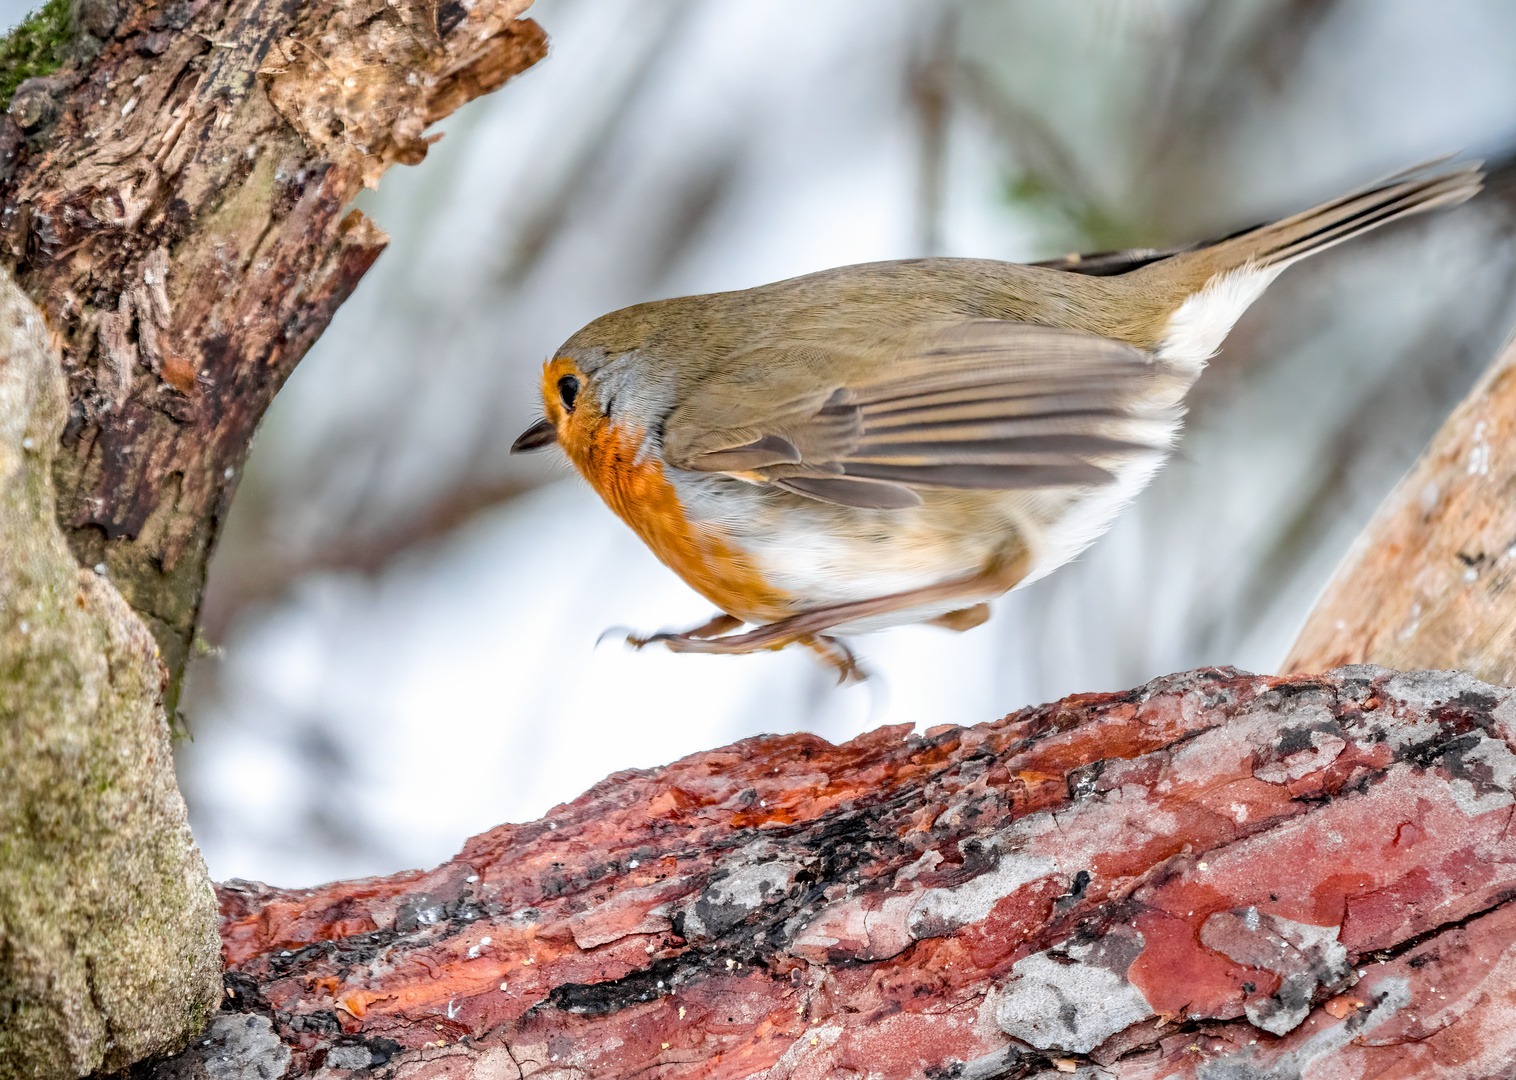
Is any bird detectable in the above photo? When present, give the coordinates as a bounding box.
[512,159,1482,680]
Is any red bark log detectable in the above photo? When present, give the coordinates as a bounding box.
[158,666,1516,1078]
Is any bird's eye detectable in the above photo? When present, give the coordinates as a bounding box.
[557,374,580,413]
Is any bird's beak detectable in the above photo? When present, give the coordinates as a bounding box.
[512,418,560,452]
[511,418,558,454]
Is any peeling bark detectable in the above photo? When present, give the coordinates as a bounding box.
[1285,333,1516,684]
[144,667,1516,1078]
[0,0,546,703]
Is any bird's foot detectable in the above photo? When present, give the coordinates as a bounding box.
[801,634,867,684]
[624,615,866,683]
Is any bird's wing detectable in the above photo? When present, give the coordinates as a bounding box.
[661,320,1176,509]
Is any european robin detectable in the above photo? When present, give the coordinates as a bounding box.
[513,160,1481,680]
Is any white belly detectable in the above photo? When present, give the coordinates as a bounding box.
[670,448,1174,634]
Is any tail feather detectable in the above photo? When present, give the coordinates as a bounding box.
[1132,159,1482,368]
[1195,158,1483,274]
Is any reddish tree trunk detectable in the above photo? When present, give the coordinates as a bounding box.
[150,667,1516,1079]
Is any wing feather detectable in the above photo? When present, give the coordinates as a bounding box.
[664,320,1172,508]
[843,461,1116,489]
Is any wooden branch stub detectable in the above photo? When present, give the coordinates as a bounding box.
[0,0,546,695]
[151,667,1516,1079]
[1285,333,1516,682]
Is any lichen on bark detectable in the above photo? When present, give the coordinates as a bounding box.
[0,264,220,1080]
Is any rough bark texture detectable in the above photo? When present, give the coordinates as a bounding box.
[0,0,547,706]
[1285,332,1516,683]
[0,264,221,1080]
[140,666,1516,1079]
[0,1,547,1074]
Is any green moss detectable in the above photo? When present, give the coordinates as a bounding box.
[0,0,72,112]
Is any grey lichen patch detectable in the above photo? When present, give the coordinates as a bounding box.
[1442,735,1516,816]
[322,1042,375,1071]
[994,931,1152,1054]
[909,841,1058,939]
[0,266,221,1080]
[1196,978,1411,1080]
[1200,909,1354,1037]
[198,1013,292,1080]
[1378,668,1506,715]
[682,843,802,940]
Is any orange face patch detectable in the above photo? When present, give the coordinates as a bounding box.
[540,356,792,624]
[538,356,584,435]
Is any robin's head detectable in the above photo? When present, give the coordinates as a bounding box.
[509,353,608,461]
[510,300,689,463]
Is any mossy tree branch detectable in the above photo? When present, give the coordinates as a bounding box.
[0,0,72,110]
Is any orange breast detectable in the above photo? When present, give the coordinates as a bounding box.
[568,417,793,624]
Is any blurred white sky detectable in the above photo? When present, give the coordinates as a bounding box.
[139,0,1516,887]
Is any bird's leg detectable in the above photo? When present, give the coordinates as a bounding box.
[685,612,744,639]
[625,623,863,683]
[626,549,1028,677]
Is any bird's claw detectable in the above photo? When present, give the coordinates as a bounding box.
[806,635,868,684]
[623,630,675,650]
[596,625,639,648]
[608,617,868,683]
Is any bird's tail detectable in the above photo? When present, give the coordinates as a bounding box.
[1181,158,1483,279]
